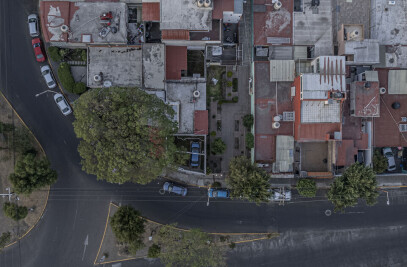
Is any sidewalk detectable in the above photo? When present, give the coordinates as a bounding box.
[163,169,225,188]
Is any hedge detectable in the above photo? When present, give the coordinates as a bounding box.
[58,62,75,93]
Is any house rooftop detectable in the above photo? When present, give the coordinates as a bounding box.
[388,70,407,95]
[344,39,380,65]
[213,0,234,20]
[143,44,165,90]
[87,46,142,88]
[166,46,187,80]
[350,81,380,117]
[142,2,160,21]
[160,0,212,31]
[194,110,208,135]
[269,60,295,82]
[166,82,206,134]
[301,74,346,99]
[301,101,341,123]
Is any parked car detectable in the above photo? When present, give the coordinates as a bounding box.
[383,147,396,171]
[40,65,57,89]
[208,188,230,198]
[32,38,45,62]
[162,182,187,196]
[53,93,72,116]
[27,14,39,37]
[269,189,292,202]
[190,142,200,167]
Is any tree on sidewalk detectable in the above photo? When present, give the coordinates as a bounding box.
[327,163,379,212]
[373,150,387,174]
[227,156,271,204]
[157,225,225,267]
[73,87,178,184]
[3,202,28,221]
[296,179,317,197]
[110,205,146,254]
[9,153,57,195]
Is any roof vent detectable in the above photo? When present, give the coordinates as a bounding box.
[272,122,281,129]
[193,90,200,98]
[274,1,282,10]
[203,0,211,7]
[197,0,204,7]
[380,87,386,94]
[392,102,401,110]
[61,25,69,33]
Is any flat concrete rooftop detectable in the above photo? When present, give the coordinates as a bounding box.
[166,82,207,134]
[87,46,142,88]
[161,0,212,31]
[143,44,165,90]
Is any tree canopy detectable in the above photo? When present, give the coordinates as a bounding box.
[157,225,225,267]
[327,163,379,212]
[227,156,271,204]
[9,153,57,195]
[211,138,226,155]
[73,87,178,184]
[296,179,317,197]
[373,150,387,174]
[110,206,146,254]
[3,202,28,221]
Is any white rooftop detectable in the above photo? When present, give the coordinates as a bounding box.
[388,70,407,95]
[273,136,294,173]
[161,0,212,31]
[301,74,346,99]
[301,101,341,123]
[269,60,295,82]
[344,39,380,64]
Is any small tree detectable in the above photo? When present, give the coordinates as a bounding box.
[245,133,254,149]
[297,179,317,197]
[0,232,11,251]
[3,202,28,221]
[157,225,225,267]
[173,146,189,166]
[9,153,57,195]
[73,82,87,94]
[110,206,146,254]
[243,114,254,129]
[13,128,34,155]
[373,150,388,174]
[211,138,226,155]
[227,156,271,204]
[48,46,62,62]
[58,62,75,93]
[148,244,161,258]
[328,163,379,212]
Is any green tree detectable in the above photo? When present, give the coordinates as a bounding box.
[157,225,225,267]
[110,206,146,254]
[9,153,57,195]
[73,82,87,95]
[147,244,161,258]
[13,128,34,155]
[173,146,189,166]
[245,133,254,149]
[227,156,271,204]
[373,150,388,174]
[3,202,28,221]
[296,179,317,197]
[73,87,178,184]
[211,138,226,155]
[0,232,11,251]
[243,114,254,129]
[328,163,379,212]
[48,46,62,62]
[58,62,75,93]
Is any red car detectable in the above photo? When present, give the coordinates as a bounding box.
[32,38,45,62]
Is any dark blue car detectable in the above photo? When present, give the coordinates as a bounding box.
[190,142,200,167]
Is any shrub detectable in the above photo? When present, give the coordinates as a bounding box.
[59,48,69,58]
[0,122,14,133]
[232,96,238,103]
[243,114,254,129]
[227,71,233,78]
[232,78,238,92]
[73,82,87,94]
[245,133,254,149]
[210,131,217,136]
[227,81,233,87]
[3,202,28,221]
[297,179,317,197]
[373,150,388,174]
[211,138,226,155]
[48,47,62,62]
[148,244,161,258]
[58,62,75,93]
[81,50,87,62]
[229,242,236,249]
[13,128,34,155]
[0,232,11,251]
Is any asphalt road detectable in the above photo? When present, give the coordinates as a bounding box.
[1,1,407,267]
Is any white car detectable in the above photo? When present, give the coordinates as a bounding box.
[53,93,72,116]
[382,147,396,171]
[28,14,39,37]
[269,189,291,202]
[41,65,57,89]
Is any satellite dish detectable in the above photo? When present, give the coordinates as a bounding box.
[197,0,204,7]
[380,87,386,94]
[272,122,280,129]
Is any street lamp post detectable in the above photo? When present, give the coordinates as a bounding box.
[35,90,58,97]
[207,187,211,206]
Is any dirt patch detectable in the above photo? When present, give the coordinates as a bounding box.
[0,94,49,248]
[95,202,278,265]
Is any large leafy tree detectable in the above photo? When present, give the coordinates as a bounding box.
[297,179,317,197]
[73,87,178,184]
[3,202,28,221]
[9,153,57,195]
[157,225,225,267]
[227,156,271,204]
[328,163,379,212]
[110,206,146,254]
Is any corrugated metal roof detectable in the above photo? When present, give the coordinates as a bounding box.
[388,70,407,94]
[194,110,208,135]
[365,71,378,82]
[274,135,294,173]
[269,60,295,82]
[142,2,160,21]
[162,30,190,40]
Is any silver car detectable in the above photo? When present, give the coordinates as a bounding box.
[28,14,39,37]
[53,93,72,116]
[41,65,57,89]
[382,147,396,171]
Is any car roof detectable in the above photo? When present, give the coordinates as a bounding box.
[210,189,228,198]
[192,142,200,148]
[41,65,50,72]
[28,14,38,19]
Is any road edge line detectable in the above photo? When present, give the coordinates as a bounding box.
[93,202,113,265]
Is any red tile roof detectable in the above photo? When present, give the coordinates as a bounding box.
[212,0,234,19]
[255,134,276,163]
[162,30,190,40]
[194,110,208,135]
[166,46,187,80]
[352,81,380,117]
[40,1,72,42]
[142,3,160,21]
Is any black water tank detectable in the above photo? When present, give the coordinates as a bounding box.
[392,102,401,109]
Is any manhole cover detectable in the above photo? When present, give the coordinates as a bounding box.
[325,209,332,216]
[159,189,165,195]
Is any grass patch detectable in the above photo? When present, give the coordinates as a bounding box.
[207,66,226,101]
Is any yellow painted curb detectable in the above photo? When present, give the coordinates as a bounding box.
[94,202,112,265]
